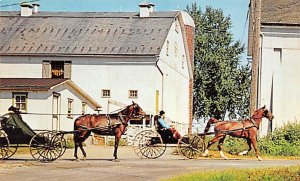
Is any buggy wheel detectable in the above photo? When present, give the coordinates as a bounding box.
[0,131,9,159]
[29,131,65,162]
[132,130,166,159]
[178,134,205,159]
[55,133,67,158]
[4,144,18,159]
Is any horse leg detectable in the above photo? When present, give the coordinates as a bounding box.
[238,138,252,156]
[113,132,121,162]
[74,139,79,160]
[79,131,91,160]
[203,134,225,157]
[79,142,86,160]
[250,137,262,161]
[217,136,228,159]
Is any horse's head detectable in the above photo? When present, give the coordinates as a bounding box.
[128,101,146,119]
[253,106,274,121]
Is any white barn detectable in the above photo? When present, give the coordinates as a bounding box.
[249,0,300,136]
[0,3,195,135]
[0,78,101,131]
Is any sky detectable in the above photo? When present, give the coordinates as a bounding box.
[0,0,249,62]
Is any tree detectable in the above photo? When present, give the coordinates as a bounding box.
[186,3,251,120]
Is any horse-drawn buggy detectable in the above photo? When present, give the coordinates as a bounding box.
[132,115,206,159]
[0,107,66,162]
[0,102,147,162]
[133,106,274,161]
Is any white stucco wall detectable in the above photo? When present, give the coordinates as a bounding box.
[259,26,300,136]
[157,18,191,134]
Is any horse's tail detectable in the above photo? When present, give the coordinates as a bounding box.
[204,117,219,133]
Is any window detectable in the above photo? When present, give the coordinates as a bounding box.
[166,40,169,56]
[82,102,87,115]
[42,60,72,78]
[13,93,27,112]
[129,90,138,98]
[101,89,111,98]
[67,98,73,118]
[51,61,64,78]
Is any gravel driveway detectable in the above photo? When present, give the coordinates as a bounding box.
[0,146,299,181]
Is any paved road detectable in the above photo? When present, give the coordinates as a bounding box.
[0,146,299,181]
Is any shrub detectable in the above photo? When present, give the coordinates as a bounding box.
[258,122,300,156]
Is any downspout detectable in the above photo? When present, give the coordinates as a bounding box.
[155,57,164,110]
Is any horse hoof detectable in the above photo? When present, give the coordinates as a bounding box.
[82,156,86,161]
[257,156,263,161]
[74,158,80,162]
[112,159,120,162]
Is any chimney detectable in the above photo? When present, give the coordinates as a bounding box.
[139,2,150,17]
[32,3,40,14]
[149,3,155,13]
[20,2,33,17]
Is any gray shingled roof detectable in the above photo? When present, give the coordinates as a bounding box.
[0,78,68,91]
[0,11,179,56]
[262,0,300,25]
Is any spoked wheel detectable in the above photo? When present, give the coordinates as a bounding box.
[0,131,9,159]
[29,131,65,162]
[4,144,18,159]
[177,134,205,159]
[55,133,67,159]
[133,130,166,159]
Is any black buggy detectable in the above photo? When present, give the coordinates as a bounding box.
[0,107,66,162]
[132,115,206,159]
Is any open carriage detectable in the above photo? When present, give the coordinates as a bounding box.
[132,115,206,159]
[0,109,66,162]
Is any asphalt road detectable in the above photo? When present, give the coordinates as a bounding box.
[0,146,299,181]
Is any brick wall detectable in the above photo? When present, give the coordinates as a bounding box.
[185,25,195,134]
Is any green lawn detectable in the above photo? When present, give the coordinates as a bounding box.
[164,166,300,181]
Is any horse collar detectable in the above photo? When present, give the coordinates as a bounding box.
[118,114,128,126]
[250,118,259,129]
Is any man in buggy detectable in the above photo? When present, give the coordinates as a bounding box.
[157,110,181,140]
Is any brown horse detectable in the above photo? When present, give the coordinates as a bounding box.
[73,101,146,161]
[202,106,274,161]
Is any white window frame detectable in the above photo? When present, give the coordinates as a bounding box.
[101,89,111,98]
[12,92,27,112]
[129,90,138,99]
[67,98,73,118]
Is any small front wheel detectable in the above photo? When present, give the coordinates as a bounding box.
[177,134,205,159]
[29,131,65,162]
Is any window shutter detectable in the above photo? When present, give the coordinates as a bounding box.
[42,61,51,78]
[64,62,72,79]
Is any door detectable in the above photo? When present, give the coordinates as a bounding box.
[52,94,60,130]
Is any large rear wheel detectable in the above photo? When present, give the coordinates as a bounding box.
[4,144,18,159]
[133,130,166,159]
[0,131,9,159]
